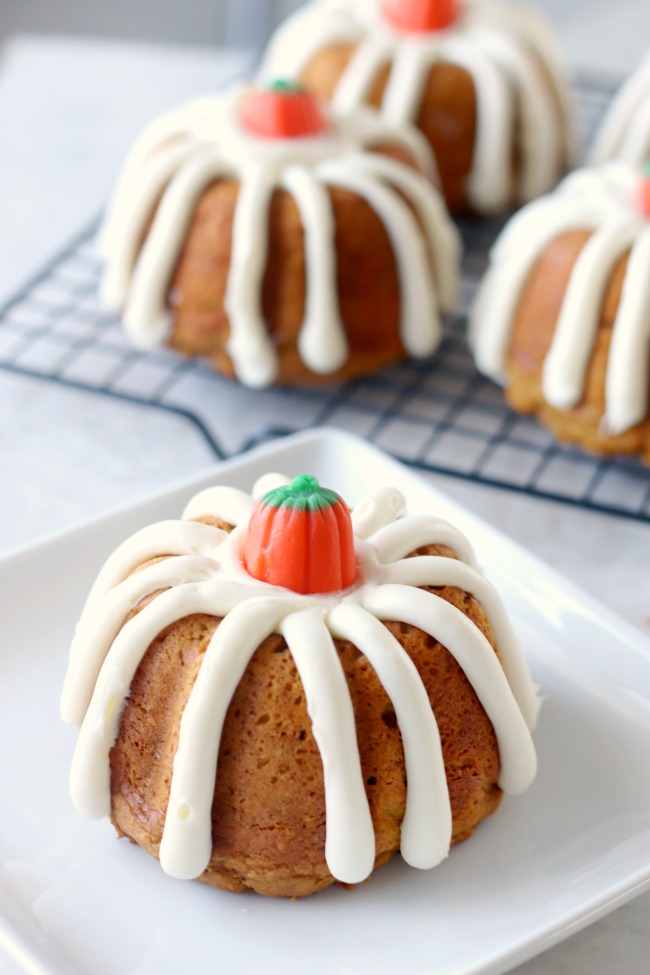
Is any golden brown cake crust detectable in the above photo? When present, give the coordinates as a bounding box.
[164,140,429,387]
[505,230,650,462]
[297,41,570,215]
[110,536,503,899]
[167,183,403,386]
[300,46,477,212]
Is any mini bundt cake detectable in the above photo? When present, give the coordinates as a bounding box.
[260,0,573,214]
[591,52,650,166]
[470,162,650,461]
[61,472,539,898]
[100,81,460,388]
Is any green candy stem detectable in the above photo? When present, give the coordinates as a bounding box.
[261,474,343,512]
[268,78,304,95]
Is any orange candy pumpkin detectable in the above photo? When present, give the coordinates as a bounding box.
[239,81,328,140]
[244,475,357,594]
[383,0,459,32]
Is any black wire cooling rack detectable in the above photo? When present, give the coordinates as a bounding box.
[2,72,649,524]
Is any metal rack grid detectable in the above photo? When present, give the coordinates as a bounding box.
[2,72,649,524]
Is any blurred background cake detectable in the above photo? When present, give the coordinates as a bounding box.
[260,0,573,214]
[100,81,460,387]
[470,162,650,461]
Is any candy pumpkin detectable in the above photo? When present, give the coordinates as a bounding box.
[239,80,328,140]
[244,475,357,594]
[383,0,459,33]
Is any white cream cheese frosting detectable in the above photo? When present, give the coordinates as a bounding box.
[99,84,460,388]
[590,52,650,167]
[470,163,650,436]
[61,474,539,887]
[259,0,572,214]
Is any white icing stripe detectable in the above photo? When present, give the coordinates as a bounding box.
[341,152,461,309]
[101,102,216,203]
[78,520,226,613]
[282,609,375,883]
[368,515,476,566]
[605,227,650,434]
[64,479,539,886]
[328,603,452,869]
[470,0,572,136]
[332,35,392,113]
[259,2,365,87]
[442,35,513,213]
[321,162,441,357]
[260,0,570,214]
[347,108,439,183]
[61,555,217,726]
[381,42,435,125]
[70,583,220,819]
[592,84,647,165]
[99,116,195,258]
[488,195,583,263]
[618,95,650,166]
[98,99,229,263]
[362,584,537,795]
[542,221,640,410]
[123,151,237,348]
[182,486,254,524]
[470,25,559,202]
[590,54,650,165]
[161,596,298,879]
[470,205,603,383]
[384,555,539,728]
[281,166,349,373]
[351,487,405,539]
[223,166,279,387]
[101,142,195,309]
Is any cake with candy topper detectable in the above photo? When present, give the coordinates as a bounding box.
[61,471,539,897]
[99,79,460,388]
[470,162,650,461]
[259,0,573,214]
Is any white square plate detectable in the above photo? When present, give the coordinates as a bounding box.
[2,429,650,975]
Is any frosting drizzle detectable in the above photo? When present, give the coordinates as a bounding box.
[100,85,460,387]
[62,477,539,886]
[259,0,572,214]
[470,163,650,436]
[591,53,650,167]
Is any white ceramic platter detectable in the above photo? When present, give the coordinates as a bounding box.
[1,428,650,975]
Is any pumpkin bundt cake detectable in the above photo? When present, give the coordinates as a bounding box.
[470,162,650,461]
[61,473,539,897]
[260,0,573,214]
[100,82,460,388]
